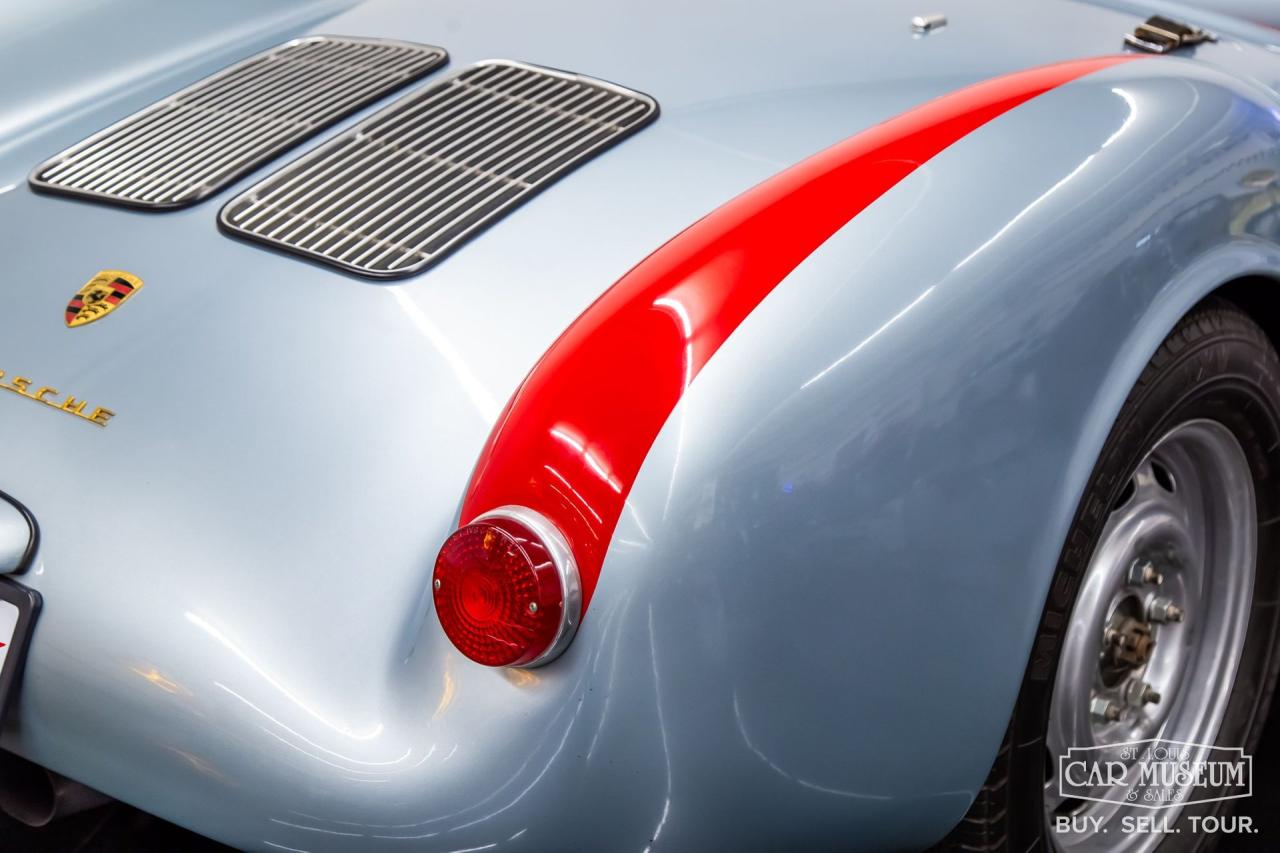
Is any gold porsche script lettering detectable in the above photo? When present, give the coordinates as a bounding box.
[0,369,114,427]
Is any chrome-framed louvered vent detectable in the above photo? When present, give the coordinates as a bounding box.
[29,37,448,209]
[219,60,659,278]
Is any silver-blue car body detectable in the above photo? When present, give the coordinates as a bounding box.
[2,0,1280,850]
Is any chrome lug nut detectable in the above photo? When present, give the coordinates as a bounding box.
[1124,679,1162,707]
[1129,560,1164,586]
[1147,596,1184,623]
[1091,696,1123,723]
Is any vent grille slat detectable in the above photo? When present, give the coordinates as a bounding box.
[30,37,448,209]
[220,60,659,278]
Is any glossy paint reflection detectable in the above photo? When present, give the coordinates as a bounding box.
[459,56,1140,614]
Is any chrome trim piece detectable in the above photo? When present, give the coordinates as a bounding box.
[472,505,582,668]
[218,60,659,278]
[29,37,448,209]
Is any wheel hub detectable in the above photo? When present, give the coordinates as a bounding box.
[1093,585,1169,724]
[1102,605,1156,679]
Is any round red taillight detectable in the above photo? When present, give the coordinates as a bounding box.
[432,507,581,667]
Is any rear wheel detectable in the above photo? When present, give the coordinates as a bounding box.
[944,299,1280,851]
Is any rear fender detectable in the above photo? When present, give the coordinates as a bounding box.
[586,56,1280,849]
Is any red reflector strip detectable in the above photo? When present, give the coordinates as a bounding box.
[461,55,1142,611]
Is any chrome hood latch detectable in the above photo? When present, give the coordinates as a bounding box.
[1125,15,1216,54]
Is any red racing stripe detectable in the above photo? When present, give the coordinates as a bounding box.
[461,55,1142,610]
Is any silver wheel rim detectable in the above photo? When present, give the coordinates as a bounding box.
[1045,419,1255,852]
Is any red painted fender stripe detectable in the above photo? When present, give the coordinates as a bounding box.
[461,55,1141,610]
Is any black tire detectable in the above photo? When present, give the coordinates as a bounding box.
[941,298,1280,852]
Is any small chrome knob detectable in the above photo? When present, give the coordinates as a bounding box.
[911,13,947,33]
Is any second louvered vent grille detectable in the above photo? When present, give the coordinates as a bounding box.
[30,37,448,209]
[219,61,659,277]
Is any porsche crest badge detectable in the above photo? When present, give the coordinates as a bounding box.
[65,270,143,328]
